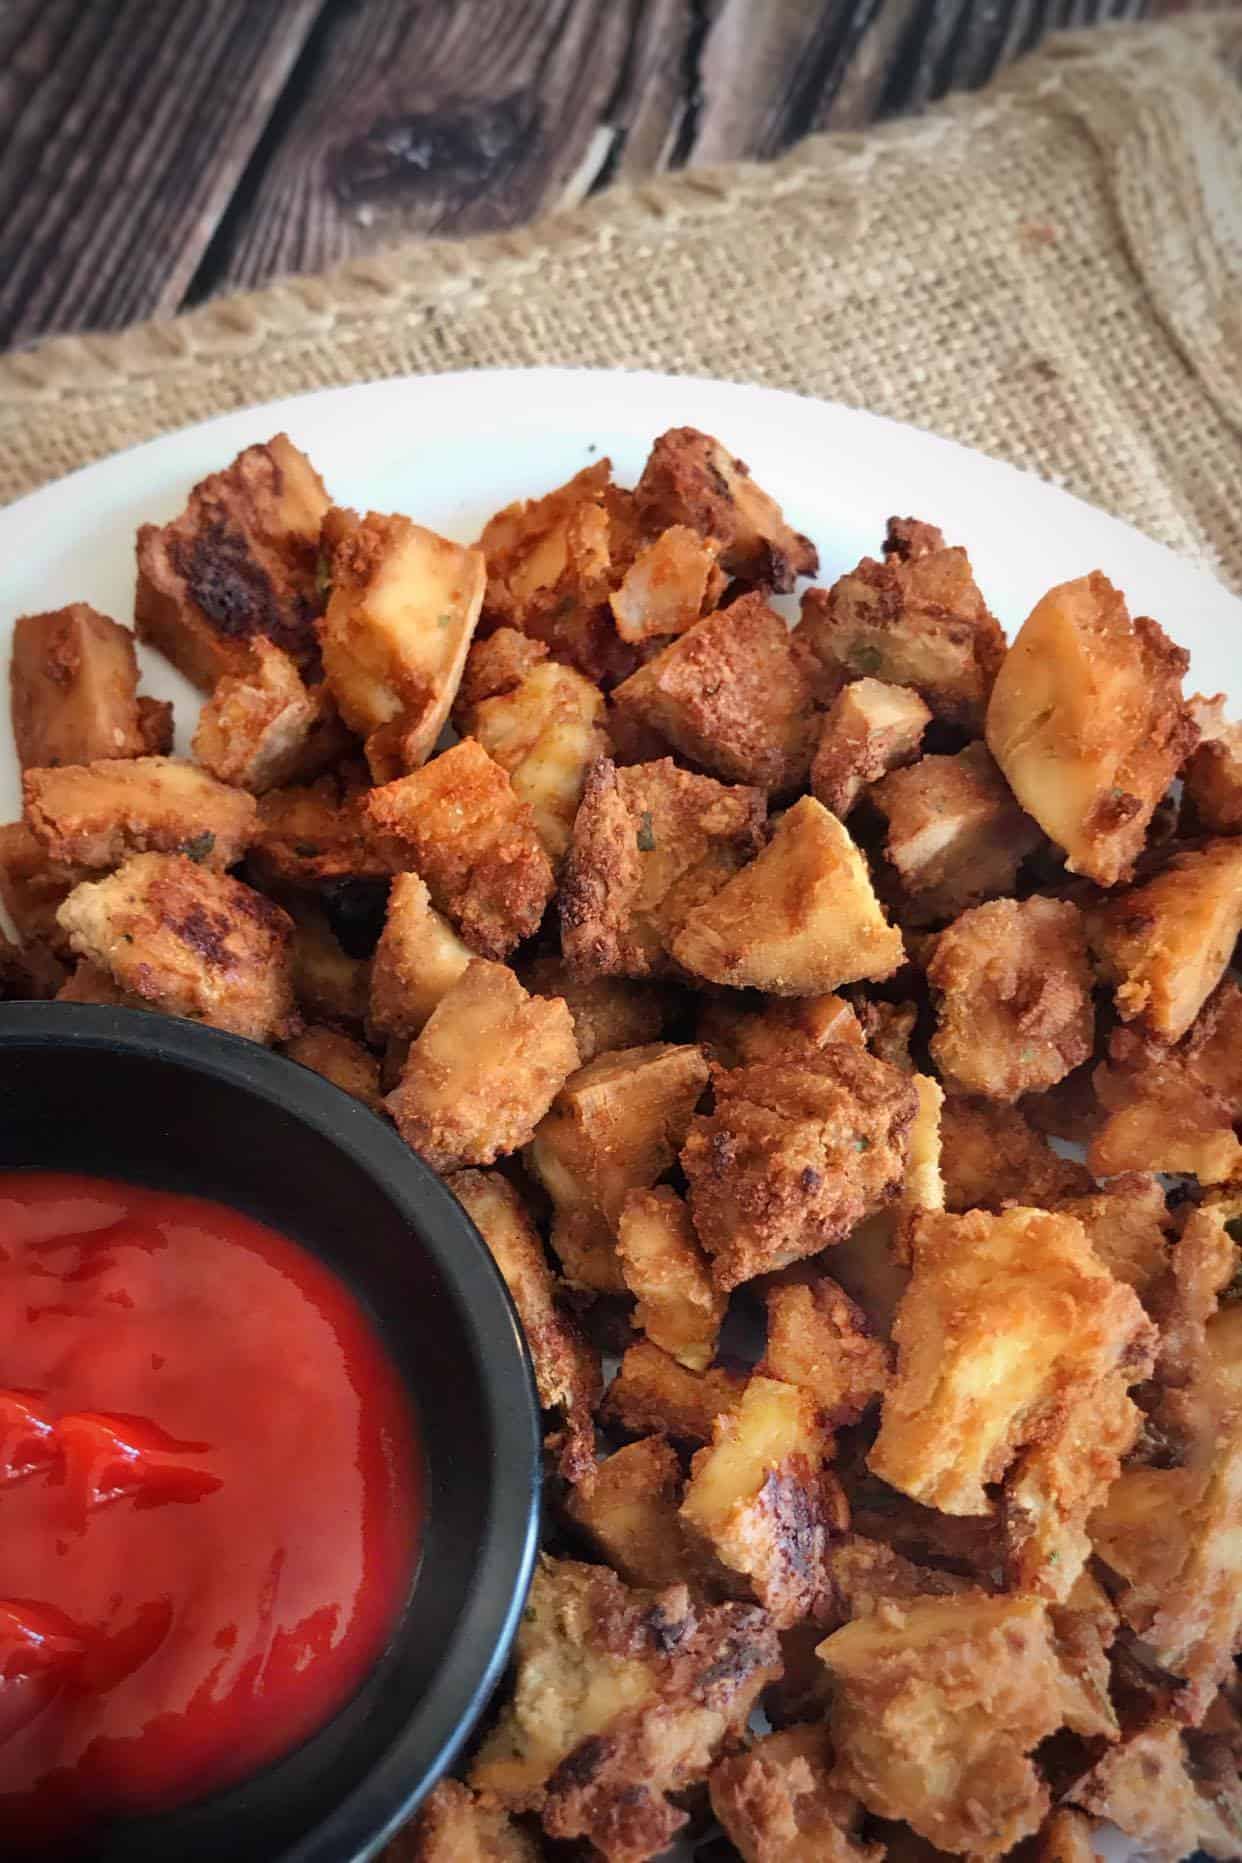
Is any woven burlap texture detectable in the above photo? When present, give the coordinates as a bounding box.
[3,17,1240,588]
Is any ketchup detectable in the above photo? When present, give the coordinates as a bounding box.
[0,1172,419,1850]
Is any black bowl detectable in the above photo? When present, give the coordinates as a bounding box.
[0,1002,541,1863]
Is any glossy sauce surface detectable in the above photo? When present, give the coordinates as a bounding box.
[0,1172,419,1849]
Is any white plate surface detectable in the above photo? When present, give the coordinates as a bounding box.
[0,367,1228,1860]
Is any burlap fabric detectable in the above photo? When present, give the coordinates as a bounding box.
[2,17,1240,588]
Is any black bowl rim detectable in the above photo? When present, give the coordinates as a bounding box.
[0,1001,542,1863]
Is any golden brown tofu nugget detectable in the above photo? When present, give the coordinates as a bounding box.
[870,1206,1154,1596]
[986,572,1196,886]
[1056,1175,1171,1301]
[397,1778,541,1862]
[617,1186,725,1371]
[286,899,370,1030]
[0,820,91,958]
[471,1557,779,1859]
[796,527,1004,731]
[452,1169,600,1483]
[1182,691,1242,835]
[368,872,472,1041]
[697,990,865,1069]
[56,853,294,1042]
[634,427,817,590]
[135,434,329,690]
[521,956,665,1063]
[683,1045,917,1290]
[818,1595,1115,1857]
[871,740,1042,925]
[811,676,931,818]
[192,639,351,794]
[560,756,765,978]
[927,896,1095,1101]
[318,506,485,783]
[367,739,555,960]
[612,593,817,792]
[386,960,578,1173]
[283,1027,382,1111]
[673,797,904,995]
[1087,837,1242,1042]
[760,1276,890,1427]
[601,1339,745,1444]
[23,757,256,872]
[11,604,153,771]
[564,1436,696,1587]
[1070,1722,1242,1863]
[939,1097,1093,1213]
[609,525,721,643]
[469,657,608,862]
[711,1725,880,1863]
[250,768,395,890]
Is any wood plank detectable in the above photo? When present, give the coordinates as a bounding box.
[0,0,321,349]
[200,0,693,298]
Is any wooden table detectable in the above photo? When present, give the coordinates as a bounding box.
[0,0,1214,352]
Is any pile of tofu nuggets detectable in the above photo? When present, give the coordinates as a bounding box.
[6,428,1242,1863]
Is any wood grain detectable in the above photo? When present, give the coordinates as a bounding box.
[0,0,321,351]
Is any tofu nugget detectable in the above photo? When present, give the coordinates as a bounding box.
[1182,691,1242,834]
[560,756,766,978]
[818,1595,1114,1857]
[398,1778,541,1862]
[11,604,151,771]
[672,797,904,995]
[283,1027,382,1111]
[633,427,817,590]
[386,960,578,1172]
[1087,837,1242,1042]
[811,676,931,818]
[0,820,91,958]
[683,1044,917,1290]
[796,524,1004,731]
[250,768,395,889]
[192,639,351,793]
[760,1276,890,1427]
[56,853,294,1042]
[871,741,1042,925]
[367,739,555,959]
[612,593,817,791]
[318,506,485,782]
[565,1436,698,1587]
[452,1169,600,1483]
[617,1185,725,1371]
[135,434,330,689]
[470,658,608,862]
[1070,1722,1242,1863]
[939,1097,1093,1212]
[287,899,371,1030]
[609,525,721,643]
[601,1339,744,1445]
[927,896,1095,1100]
[986,572,1196,886]
[471,1556,779,1858]
[24,757,256,872]
[709,1723,879,1863]
[521,956,666,1062]
[697,990,865,1069]
[368,872,472,1041]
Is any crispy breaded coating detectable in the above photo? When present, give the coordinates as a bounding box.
[601,1339,745,1445]
[709,1724,880,1863]
[366,739,555,960]
[11,604,151,771]
[317,506,484,782]
[1087,837,1242,1042]
[560,756,766,979]
[250,768,395,889]
[1056,1175,1171,1301]
[826,1073,944,1335]
[287,898,370,1029]
[818,1595,1113,1856]
[633,427,817,590]
[396,1778,541,1862]
[1070,1722,1241,1863]
[612,593,817,791]
[452,628,550,728]
[869,1206,1154,1573]
[939,1096,1092,1212]
[617,1186,725,1371]
[811,677,931,817]
[135,434,329,690]
[367,871,472,1040]
[0,820,90,958]
[871,740,1042,925]
[697,990,865,1069]
[927,896,1094,1100]
[856,998,918,1073]
[452,1169,599,1483]
[56,958,137,1006]
[760,1277,890,1426]
[682,1045,917,1290]
[985,572,1196,886]
[674,797,904,996]
[521,956,665,1063]
[192,638,350,793]
[386,960,578,1173]
[1031,1808,1101,1863]
[56,852,294,1042]
[1090,1030,1242,1184]
[609,524,720,643]
[564,1437,697,1587]
[283,1026,383,1111]
[23,756,256,872]
[471,1556,780,1860]
[680,1375,849,1626]
[1183,692,1242,835]
[470,658,608,862]
[526,1043,709,1294]
[796,533,1004,732]
[1153,1201,1240,1398]
[815,1533,978,1636]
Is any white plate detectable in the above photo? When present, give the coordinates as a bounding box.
[0,368,1226,1860]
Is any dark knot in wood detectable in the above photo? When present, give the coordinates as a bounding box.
[331,91,533,203]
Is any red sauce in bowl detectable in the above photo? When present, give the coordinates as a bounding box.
[0,1172,419,1849]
